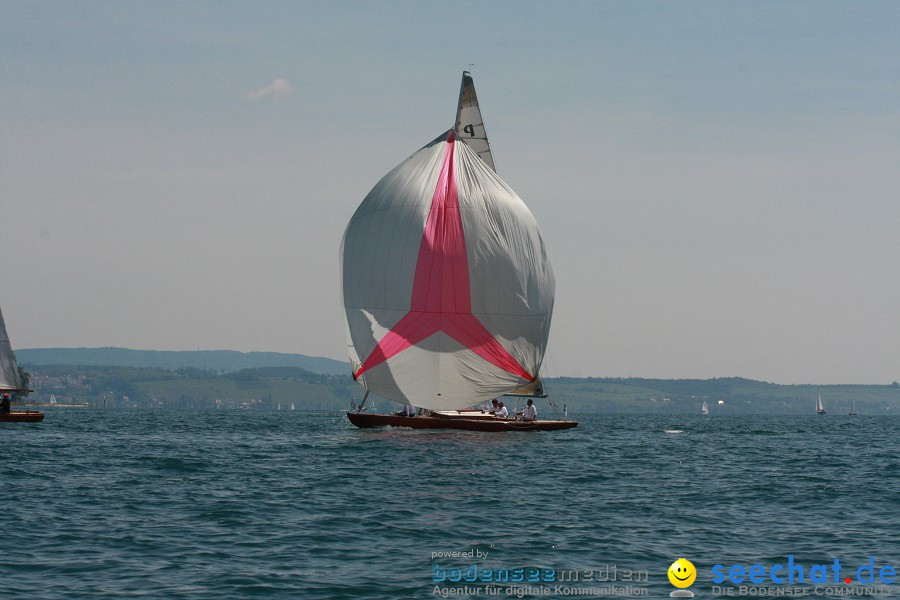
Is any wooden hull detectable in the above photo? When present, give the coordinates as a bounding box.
[346,411,577,432]
[0,411,45,423]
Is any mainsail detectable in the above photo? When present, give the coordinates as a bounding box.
[341,80,554,411]
[454,71,496,172]
[0,306,25,392]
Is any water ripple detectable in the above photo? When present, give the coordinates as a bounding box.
[2,412,898,598]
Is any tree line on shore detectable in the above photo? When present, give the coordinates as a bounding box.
[18,363,900,414]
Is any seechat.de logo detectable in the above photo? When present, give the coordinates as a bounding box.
[711,556,896,586]
[668,558,696,597]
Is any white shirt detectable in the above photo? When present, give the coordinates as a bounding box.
[495,406,508,418]
[522,404,537,421]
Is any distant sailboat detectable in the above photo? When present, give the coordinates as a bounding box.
[0,306,43,422]
[342,71,574,432]
[816,391,826,415]
[848,399,857,416]
[701,400,709,415]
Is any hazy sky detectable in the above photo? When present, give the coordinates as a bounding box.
[3,1,899,384]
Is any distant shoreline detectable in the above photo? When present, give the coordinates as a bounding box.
[18,347,900,387]
[14,358,900,415]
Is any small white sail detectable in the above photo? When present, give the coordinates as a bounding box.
[816,392,826,414]
[701,400,709,415]
[0,306,25,392]
[455,71,496,172]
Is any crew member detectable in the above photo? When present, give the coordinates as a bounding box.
[495,401,508,419]
[520,399,537,421]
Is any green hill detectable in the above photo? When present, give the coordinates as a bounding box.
[18,362,900,414]
[26,365,359,411]
[17,347,347,375]
[544,377,900,415]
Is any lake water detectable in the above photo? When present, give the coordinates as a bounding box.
[2,410,898,599]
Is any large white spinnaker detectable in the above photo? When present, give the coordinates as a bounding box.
[341,130,554,411]
[0,306,25,392]
[455,71,496,172]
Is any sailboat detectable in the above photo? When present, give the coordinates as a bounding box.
[848,399,857,416]
[341,71,575,432]
[701,400,709,415]
[816,391,826,415]
[0,306,43,422]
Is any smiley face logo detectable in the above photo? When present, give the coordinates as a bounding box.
[668,558,696,588]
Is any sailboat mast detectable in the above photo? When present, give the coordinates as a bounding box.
[454,72,468,136]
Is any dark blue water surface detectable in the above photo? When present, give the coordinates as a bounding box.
[2,411,898,599]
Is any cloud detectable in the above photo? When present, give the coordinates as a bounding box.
[248,78,293,100]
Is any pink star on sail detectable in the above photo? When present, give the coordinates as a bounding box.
[354,132,534,382]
